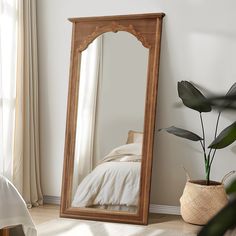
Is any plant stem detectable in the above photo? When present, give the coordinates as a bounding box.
[214,111,221,140]
[206,164,210,185]
[204,157,210,185]
[210,149,217,167]
[200,141,207,163]
[208,111,221,180]
[208,111,221,157]
[200,113,206,151]
[199,113,209,184]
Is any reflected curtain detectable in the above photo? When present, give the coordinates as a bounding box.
[0,0,17,180]
[73,37,103,188]
[13,0,43,207]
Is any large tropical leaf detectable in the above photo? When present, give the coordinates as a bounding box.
[222,82,236,110]
[175,94,236,110]
[178,81,212,113]
[159,126,203,141]
[208,122,236,149]
[198,198,236,236]
[186,83,236,111]
[227,179,236,195]
[215,82,236,111]
[207,94,236,110]
[227,82,236,96]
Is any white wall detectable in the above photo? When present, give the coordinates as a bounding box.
[37,0,236,206]
[95,32,148,162]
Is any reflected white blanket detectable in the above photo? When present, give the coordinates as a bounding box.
[72,161,141,207]
[0,175,37,236]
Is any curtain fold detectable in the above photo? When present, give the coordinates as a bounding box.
[13,0,43,207]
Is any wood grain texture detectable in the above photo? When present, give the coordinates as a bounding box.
[0,228,10,236]
[61,13,165,225]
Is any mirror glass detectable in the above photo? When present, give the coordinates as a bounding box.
[71,31,148,213]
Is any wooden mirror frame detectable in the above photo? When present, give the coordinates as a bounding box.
[60,13,165,225]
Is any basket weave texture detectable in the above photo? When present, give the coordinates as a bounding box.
[180,180,228,225]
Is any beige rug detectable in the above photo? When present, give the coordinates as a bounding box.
[37,218,197,236]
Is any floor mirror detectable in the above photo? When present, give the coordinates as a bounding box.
[60,13,165,225]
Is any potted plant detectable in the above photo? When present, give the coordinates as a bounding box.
[159,81,236,225]
[196,94,236,235]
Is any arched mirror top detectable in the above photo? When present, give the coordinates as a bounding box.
[69,13,165,52]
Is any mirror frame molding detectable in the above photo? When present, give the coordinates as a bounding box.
[60,13,165,225]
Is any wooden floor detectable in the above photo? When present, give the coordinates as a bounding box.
[29,204,200,235]
[29,204,60,225]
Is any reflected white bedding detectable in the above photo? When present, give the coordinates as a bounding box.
[72,143,141,208]
[72,162,140,208]
[0,175,37,236]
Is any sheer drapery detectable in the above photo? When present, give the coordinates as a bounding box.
[13,0,43,207]
[0,0,42,206]
[0,0,17,180]
[73,37,103,191]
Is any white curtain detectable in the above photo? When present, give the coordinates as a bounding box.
[73,37,103,190]
[0,0,42,206]
[0,0,17,180]
[13,0,43,207]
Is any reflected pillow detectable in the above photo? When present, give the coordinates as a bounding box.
[126,130,143,144]
[102,143,142,163]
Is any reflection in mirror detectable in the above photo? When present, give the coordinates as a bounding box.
[71,31,148,213]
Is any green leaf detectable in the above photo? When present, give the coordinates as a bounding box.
[198,198,236,236]
[208,122,236,149]
[178,81,212,113]
[159,126,203,141]
[209,95,236,110]
[216,83,236,111]
[189,94,236,111]
[227,82,236,96]
[227,179,236,195]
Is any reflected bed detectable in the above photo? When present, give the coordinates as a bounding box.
[72,143,142,213]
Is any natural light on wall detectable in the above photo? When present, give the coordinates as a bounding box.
[0,0,17,179]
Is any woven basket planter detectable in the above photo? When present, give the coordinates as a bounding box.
[180,180,228,225]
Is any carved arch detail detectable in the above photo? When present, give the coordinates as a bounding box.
[78,21,151,51]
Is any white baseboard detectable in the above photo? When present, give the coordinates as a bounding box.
[43,195,180,215]
[149,204,180,215]
[44,195,61,205]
